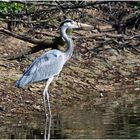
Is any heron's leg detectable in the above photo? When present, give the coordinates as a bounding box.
[44,89,51,117]
[43,77,54,118]
[43,88,47,117]
[45,91,52,140]
[45,89,51,117]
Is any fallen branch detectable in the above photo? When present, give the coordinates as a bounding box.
[0,28,46,44]
[77,32,140,40]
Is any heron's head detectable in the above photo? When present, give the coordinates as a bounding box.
[59,19,93,30]
[59,19,79,30]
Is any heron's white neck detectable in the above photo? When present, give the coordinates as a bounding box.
[60,27,74,61]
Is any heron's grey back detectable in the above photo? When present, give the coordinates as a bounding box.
[16,49,66,88]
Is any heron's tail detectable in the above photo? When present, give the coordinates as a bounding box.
[15,80,24,88]
[15,75,32,88]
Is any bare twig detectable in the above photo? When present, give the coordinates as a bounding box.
[0,28,52,44]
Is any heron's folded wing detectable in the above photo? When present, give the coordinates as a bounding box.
[31,51,65,82]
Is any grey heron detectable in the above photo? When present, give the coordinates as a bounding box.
[16,19,91,117]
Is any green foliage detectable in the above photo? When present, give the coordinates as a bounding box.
[0,1,49,14]
[0,2,24,13]
[44,0,48,4]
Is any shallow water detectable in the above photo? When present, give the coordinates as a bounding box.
[1,89,140,139]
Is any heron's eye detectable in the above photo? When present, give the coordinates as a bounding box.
[65,22,71,27]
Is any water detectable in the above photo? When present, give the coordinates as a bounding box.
[0,89,140,139]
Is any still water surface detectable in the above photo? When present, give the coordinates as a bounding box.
[1,89,140,139]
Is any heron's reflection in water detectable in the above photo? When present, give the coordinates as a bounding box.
[44,116,51,140]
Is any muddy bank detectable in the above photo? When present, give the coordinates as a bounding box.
[0,32,140,116]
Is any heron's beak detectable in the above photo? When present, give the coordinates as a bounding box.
[76,22,93,30]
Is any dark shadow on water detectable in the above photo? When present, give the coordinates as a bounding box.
[0,89,140,139]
